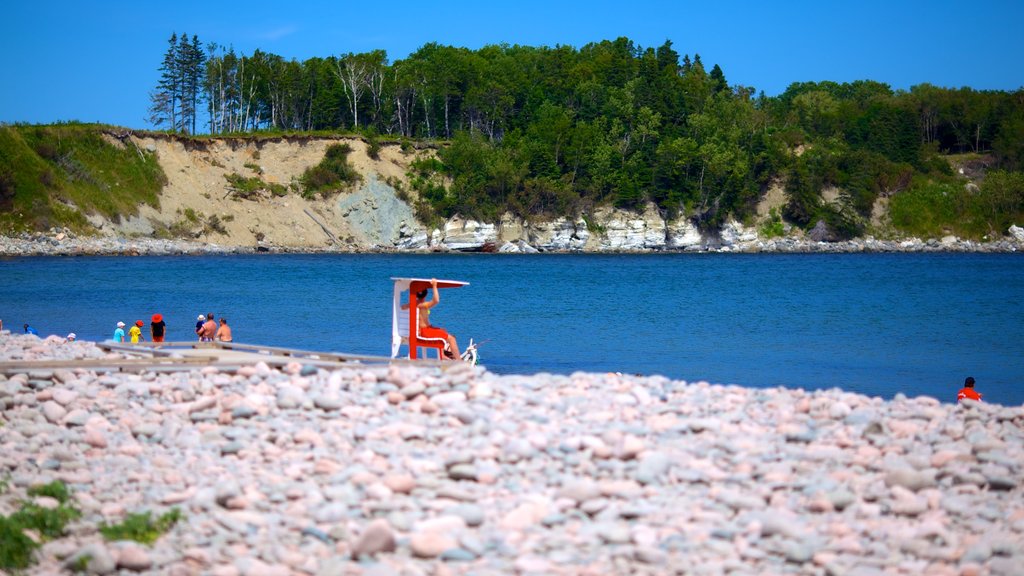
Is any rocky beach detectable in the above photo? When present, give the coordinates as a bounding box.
[1,226,1022,257]
[1,332,1022,575]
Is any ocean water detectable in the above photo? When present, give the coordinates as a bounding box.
[1,253,1022,405]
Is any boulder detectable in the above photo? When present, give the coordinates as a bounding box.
[395,221,430,250]
[498,212,527,242]
[666,217,703,249]
[528,217,588,251]
[593,204,666,250]
[498,240,539,253]
[719,220,758,246]
[1009,224,1024,242]
[442,217,498,251]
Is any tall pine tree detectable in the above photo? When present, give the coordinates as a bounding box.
[149,32,205,133]
[149,33,179,130]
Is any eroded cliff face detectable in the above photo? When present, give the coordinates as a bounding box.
[97,134,757,252]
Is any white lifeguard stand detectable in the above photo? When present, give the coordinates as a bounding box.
[391,277,469,360]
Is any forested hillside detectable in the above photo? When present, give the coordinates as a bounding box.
[4,37,1022,242]
[143,35,1024,240]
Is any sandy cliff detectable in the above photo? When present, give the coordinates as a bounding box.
[74,135,1021,254]
[96,135,419,250]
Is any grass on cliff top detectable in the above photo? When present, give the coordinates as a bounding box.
[0,122,166,235]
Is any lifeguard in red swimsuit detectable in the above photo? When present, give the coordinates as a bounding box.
[411,278,461,360]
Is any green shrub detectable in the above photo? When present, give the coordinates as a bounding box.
[205,214,227,235]
[760,207,786,238]
[99,509,182,545]
[0,515,38,571]
[0,480,82,570]
[300,143,361,198]
[10,502,82,540]
[366,133,382,160]
[890,178,966,238]
[225,173,286,199]
[27,480,72,504]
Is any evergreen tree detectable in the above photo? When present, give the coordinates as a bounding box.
[709,64,728,94]
[149,33,179,130]
[186,35,206,134]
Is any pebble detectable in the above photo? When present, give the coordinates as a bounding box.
[312,394,342,411]
[410,532,458,558]
[42,400,67,423]
[66,543,116,575]
[116,545,154,571]
[351,519,397,557]
[885,468,937,491]
[447,464,478,481]
[445,503,485,527]
[83,427,109,448]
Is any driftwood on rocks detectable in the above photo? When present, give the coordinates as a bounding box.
[304,208,338,244]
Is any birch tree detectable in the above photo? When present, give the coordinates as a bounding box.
[335,52,372,129]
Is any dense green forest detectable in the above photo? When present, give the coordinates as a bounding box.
[16,36,1024,240]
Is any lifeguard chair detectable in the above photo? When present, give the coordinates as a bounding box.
[391,277,469,360]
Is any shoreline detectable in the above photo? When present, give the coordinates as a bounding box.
[1,332,1022,574]
[2,231,1022,257]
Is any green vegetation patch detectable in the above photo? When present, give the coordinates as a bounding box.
[759,207,786,238]
[0,515,38,571]
[99,508,183,545]
[891,171,1024,239]
[0,481,81,571]
[0,123,166,235]
[300,143,362,198]
[27,480,73,504]
[224,172,287,199]
[155,208,230,239]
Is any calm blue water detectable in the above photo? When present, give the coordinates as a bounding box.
[1,253,1022,405]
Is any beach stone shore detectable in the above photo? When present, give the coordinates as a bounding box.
[1,332,1022,575]
[1,228,1022,257]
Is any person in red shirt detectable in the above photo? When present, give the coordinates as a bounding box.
[957,376,982,403]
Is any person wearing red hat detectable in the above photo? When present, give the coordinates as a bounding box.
[128,320,146,344]
[151,314,166,343]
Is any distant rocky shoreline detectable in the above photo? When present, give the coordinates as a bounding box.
[1,228,1022,257]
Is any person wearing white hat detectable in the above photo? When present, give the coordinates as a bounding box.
[113,321,126,343]
[66,333,76,342]
[196,315,206,341]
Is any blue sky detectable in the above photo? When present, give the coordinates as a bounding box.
[3,0,1022,129]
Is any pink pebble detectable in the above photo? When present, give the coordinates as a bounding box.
[84,428,108,448]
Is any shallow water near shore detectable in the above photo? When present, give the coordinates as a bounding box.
[2,252,1022,404]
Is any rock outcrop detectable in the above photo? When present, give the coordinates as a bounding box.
[441,217,498,251]
[526,217,589,251]
[591,204,666,250]
[335,174,418,247]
